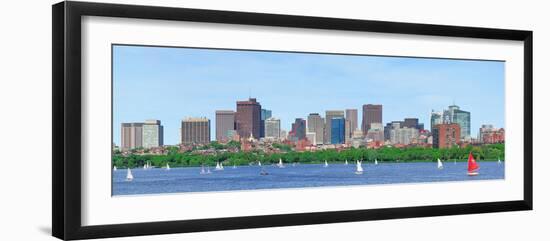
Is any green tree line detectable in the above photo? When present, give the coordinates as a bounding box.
[113,143,504,168]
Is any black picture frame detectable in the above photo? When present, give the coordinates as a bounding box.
[52,1,533,240]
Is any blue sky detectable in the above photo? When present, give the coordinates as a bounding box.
[112,45,505,145]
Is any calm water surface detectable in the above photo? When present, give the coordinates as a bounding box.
[113,161,504,196]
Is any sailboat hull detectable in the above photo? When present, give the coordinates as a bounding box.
[468,172,479,176]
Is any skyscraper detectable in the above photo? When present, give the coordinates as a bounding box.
[121,122,143,151]
[260,109,272,138]
[215,110,235,142]
[448,105,471,139]
[307,113,324,144]
[345,119,352,144]
[403,118,419,129]
[345,109,358,143]
[430,110,443,132]
[434,105,471,139]
[142,120,163,148]
[235,98,261,139]
[362,104,382,136]
[330,117,345,144]
[325,110,344,144]
[181,117,211,145]
[264,117,281,140]
[345,109,358,132]
[290,118,306,141]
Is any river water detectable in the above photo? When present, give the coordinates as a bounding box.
[113,161,504,196]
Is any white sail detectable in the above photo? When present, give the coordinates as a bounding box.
[345,160,348,165]
[166,163,170,170]
[258,161,262,166]
[355,160,363,174]
[200,165,206,174]
[277,158,285,168]
[126,168,133,181]
[375,159,378,165]
[437,158,444,169]
[324,160,328,167]
[207,167,211,174]
[498,159,502,164]
[215,162,224,170]
[113,166,117,171]
[233,164,237,169]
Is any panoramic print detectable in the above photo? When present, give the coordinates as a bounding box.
[111,45,505,196]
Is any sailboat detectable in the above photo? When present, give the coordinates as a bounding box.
[206,166,212,174]
[345,160,348,165]
[143,163,148,170]
[126,168,133,181]
[355,160,363,175]
[200,165,206,175]
[258,161,262,166]
[454,159,457,165]
[437,158,444,169]
[324,160,329,167]
[498,158,502,164]
[165,163,170,170]
[374,159,378,165]
[467,152,479,176]
[277,158,285,168]
[232,163,237,169]
[113,166,117,171]
[215,162,224,171]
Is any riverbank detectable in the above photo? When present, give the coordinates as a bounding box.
[113,159,503,169]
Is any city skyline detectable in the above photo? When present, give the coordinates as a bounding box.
[113,45,505,145]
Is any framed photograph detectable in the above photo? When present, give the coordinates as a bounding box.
[52,1,533,240]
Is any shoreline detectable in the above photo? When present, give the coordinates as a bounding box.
[114,159,503,169]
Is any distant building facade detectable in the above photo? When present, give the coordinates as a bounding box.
[307,113,324,145]
[325,110,345,144]
[236,98,262,139]
[306,132,317,145]
[433,123,461,148]
[433,104,471,139]
[345,109,358,136]
[121,122,144,151]
[390,126,419,145]
[181,117,211,145]
[290,118,307,141]
[331,117,345,144]
[479,124,505,144]
[215,110,235,142]
[430,111,443,132]
[264,117,281,140]
[366,122,385,142]
[260,109,272,138]
[142,120,163,148]
[449,105,471,139]
[403,118,424,130]
[362,104,382,136]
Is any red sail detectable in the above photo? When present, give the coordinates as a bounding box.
[468,152,479,172]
